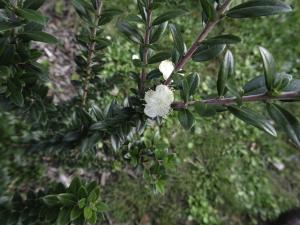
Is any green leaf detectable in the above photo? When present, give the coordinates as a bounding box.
[267,104,300,148]
[204,34,241,45]
[178,110,195,130]
[243,75,300,95]
[83,207,93,220]
[148,51,171,64]
[15,8,45,25]
[70,206,82,221]
[259,46,276,91]
[227,0,292,18]
[152,10,186,26]
[228,106,277,137]
[217,50,234,96]
[42,195,60,206]
[200,0,217,21]
[169,23,185,57]
[18,32,58,43]
[194,102,218,117]
[150,22,168,44]
[96,202,108,212]
[118,21,143,44]
[57,208,70,225]
[88,187,100,202]
[192,44,226,62]
[187,73,200,97]
[57,193,77,206]
[68,177,82,194]
[23,0,46,9]
[0,21,24,32]
[78,198,86,209]
[7,80,24,107]
[88,211,97,225]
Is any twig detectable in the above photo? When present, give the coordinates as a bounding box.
[139,0,153,95]
[164,0,232,85]
[82,0,103,107]
[171,91,300,109]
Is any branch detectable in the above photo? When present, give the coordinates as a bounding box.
[172,91,300,109]
[164,0,232,85]
[82,0,103,107]
[139,0,153,94]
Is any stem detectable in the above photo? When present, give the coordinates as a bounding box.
[139,0,152,95]
[171,91,300,109]
[164,0,232,85]
[82,0,103,107]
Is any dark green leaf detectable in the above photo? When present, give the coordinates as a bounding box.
[259,46,276,91]
[57,193,77,207]
[200,0,217,21]
[15,8,45,25]
[57,208,70,225]
[68,177,82,195]
[267,104,300,148]
[169,23,185,57]
[228,106,277,137]
[0,21,24,32]
[227,0,292,18]
[7,80,24,107]
[42,195,60,206]
[150,22,168,44]
[204,34,241,45]
[118,21,143,44]
[148,51,171,64]
[192,44,226,62]
[18,32,58,43]
[23,0,46,9]
[194,102,217,117]
[152,10,186,26]
[178,109,195,130]
[70,206,82,221]
[217,50,234,96]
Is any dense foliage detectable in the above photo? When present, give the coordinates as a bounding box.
[0,0,299,224]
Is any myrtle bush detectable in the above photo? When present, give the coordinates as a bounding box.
[0,0,299,224]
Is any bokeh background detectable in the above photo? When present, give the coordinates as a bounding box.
[1,0,300,224]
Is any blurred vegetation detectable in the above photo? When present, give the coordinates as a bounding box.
[0,0,300,224]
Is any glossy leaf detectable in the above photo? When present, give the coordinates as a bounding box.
[148,51,171,64]
[227,0,292,18]
[23,0,46,10]
[150,22,168,43]
[18,32,58,43]
[152,10,186,26]
[200,0,217,21]
[178,109,195,130]
[267,104,300,148]
[192,44,226,62]
[169,24,185,57]
[217,50,234,96]
[204,34,241,45]
[228,106,277,137]
[259,46,276,91]
[15,8,45,25]
[118,21,143,44]
[57,208,70,225]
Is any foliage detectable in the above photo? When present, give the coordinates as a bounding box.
[0,0,300,224]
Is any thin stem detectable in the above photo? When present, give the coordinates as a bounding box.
[139,0,152,95]
[171,91,300,109]
[164,0,232,85]
[82,0,103,107]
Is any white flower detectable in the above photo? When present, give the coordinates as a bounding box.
[132,54,140,60]
[144,85,174,118]
[159,60,175,80]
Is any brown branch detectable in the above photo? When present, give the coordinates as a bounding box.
[139,0,153,95]
[164,0,232,85]
[171,91,300,109]
[82,0,103,107]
